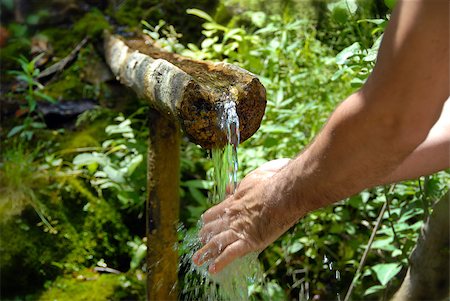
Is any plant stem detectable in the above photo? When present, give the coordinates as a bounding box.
[343,198,388,301]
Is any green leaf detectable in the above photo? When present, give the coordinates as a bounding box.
[104,165,125,183]
[336,42,361,65]
[201,37,219,49]
[203,22,227,32]
[7,125,24,138]
[372,263,402,286]
[34,90,56,103]
[130,243,147,270]
[73,153,108,167]
[87,162,99,174]
[364,284,384,296]
[345,0,358,14]
[126,154,143,176]
[287,241,303,254]
[31,122,46,129]
[105,119,132,135]
[186,8,214,22]
[358,18,387,26]
[371,237,396,251]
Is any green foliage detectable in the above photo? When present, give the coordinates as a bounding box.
[39,269,144,301]
[0,143,60,228]
[41,45,98,101]
[73,9,111,38]
[7,54,55,140]
[108,0,218,43]
[1,110,147,298]
[127,237,147,271]
[148,7,449,300]
[72,112,147,211]
[142,20,185,53]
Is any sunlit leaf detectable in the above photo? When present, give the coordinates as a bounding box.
[186,8,214,22]
[336,42,361,65]
[364,284,384,296]
[372,263,402,286]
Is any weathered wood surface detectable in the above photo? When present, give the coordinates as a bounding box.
[104,32,266,148]
[146,109,180,300]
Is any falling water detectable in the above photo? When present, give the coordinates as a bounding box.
[212,94,240,202]
[323,255,342,301]
[178,93,262,300]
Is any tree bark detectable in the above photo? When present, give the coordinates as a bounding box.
[392,192,449,301]
[146,109,180,300]
[104,32,266,149]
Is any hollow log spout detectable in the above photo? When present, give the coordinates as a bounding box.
[104,32,266,148]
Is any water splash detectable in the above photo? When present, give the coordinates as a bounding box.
[323,254,342,301]
[178,92,263,300]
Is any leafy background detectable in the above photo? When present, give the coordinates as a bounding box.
[0,0,448,300]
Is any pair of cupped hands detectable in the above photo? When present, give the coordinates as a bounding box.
[192,158,301,274]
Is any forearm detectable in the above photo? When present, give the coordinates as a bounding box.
[271,92,423,217]
[380,100,450,185]
[270,0,449,217]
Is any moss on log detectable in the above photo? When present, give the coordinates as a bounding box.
[104,32,266,148]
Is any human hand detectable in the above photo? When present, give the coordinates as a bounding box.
[192,158,300,274]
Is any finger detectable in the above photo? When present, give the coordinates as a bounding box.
[199,218,228,244]
[201,200,231,224]
[192,229,238,266]
[208,240,250,274]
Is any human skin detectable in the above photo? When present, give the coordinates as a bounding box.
[379,99,450,185]
[193,0,449,274]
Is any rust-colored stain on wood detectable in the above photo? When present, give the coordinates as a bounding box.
[147,109,180,300]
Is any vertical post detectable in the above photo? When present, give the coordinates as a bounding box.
[147,108,180,300]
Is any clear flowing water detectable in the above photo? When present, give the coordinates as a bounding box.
[212,94,240,203]
[178,93,262,300]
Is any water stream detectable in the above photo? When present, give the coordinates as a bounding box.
[179,93,262,300]
[212,94,240,202]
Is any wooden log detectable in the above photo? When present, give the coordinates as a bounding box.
[146,108,180,300]
[104,32,266,149]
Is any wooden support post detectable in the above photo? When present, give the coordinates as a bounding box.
[147,109,180,300]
